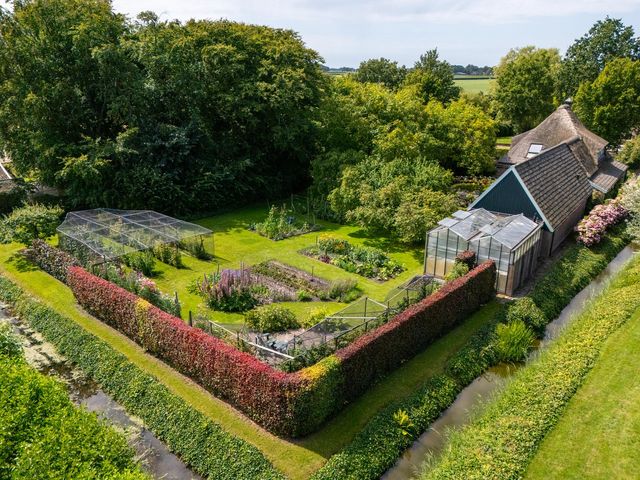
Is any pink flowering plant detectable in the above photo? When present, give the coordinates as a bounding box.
[576,199,629,246]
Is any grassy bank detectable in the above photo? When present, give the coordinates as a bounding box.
[422,253,640,480]
[525,308,640,479]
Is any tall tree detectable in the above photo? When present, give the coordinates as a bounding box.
[574,58,640,146]
[401,49,460,104]
[558,17,640,99]
[354,57,407,91]
[493,46,561,133]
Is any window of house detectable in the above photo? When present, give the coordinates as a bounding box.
[527,143,543,158]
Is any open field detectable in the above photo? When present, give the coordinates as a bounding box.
[454,76,495,94]
[525,308,640,479]
[0,223,498,479]
[150,204,425,325]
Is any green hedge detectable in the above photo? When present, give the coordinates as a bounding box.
[0,276,284,480]
[423,254,640,479]
[313,228,629,480]
[0,343,147,479]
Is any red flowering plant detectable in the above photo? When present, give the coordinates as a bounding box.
[576,199,629,247]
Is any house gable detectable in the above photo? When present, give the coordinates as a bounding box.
[470,170,546,228]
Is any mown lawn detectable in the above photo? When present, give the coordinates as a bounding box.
[454,77,494,94]
[152,204,425,325]
[0,210,500,479]
[525,308,640,480]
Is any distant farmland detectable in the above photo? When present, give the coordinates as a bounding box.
[454,75,495,94]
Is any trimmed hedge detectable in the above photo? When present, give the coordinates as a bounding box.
[0,344,147,479]
[65,261,495,436]
[312,228,629,480]
[0,275,285,480]
[28,239,79,283]
[335,260,496,402]
[423,255,640,480]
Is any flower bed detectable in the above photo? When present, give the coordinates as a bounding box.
[66,260,494,437]
[28,239,79,283]
[301,235,404,281]
[576,199,628,246]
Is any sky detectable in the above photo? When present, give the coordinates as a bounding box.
[4,1,640,67]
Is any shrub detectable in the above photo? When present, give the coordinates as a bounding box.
[251,205,318,240]
[0,356,148,480]
[505,297,547,335]
[302,307,329,328]
[0,203,63,246]
[296,289,312,301]
[444,262,469,282]
[617,136,640,168]
[245,305,300,333]
[620,176,640,241]
[152,243,184,268]
[455,250,476,269]
[576,199,628,246]
[0,275,284,479]
[493,320,535,363]
[192,270,260,312]
[0,180,27,215]
[180,237,212,260]
[28,239,79,283]
[328,278,358,301]
[0,323,22,358]
[123,250,157,277]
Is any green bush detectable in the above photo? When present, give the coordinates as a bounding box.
[152,243,184,268]
[0,203,63,246]
[0,275,284,480]
[444,262,469,282]
[123,250,157,277]
[494,320,535,363]
[617,136,640,168]
[505,297,547,335]
[251,205,317,240]
[0,357,148,480]
[245,305,300,333]
[297,289,312,301]
[0,181,27,215]
[0,323,22,358]
[328,278,358,301]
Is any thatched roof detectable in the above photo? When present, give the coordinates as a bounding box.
[506,104,608,176]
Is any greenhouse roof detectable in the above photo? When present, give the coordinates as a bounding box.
[431,208,541,250]
[57,209,212,261]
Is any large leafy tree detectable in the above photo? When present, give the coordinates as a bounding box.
[401,49,460,104]
[558,17,640,99]
[354,57,407,91]
[574,58,640,146]
[0,1,324,213]
[493,46,561,133]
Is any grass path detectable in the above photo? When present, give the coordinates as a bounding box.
[0,241,499,479]
[525,308,640,479]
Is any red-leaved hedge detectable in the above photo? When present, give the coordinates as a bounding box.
[66,261,495,436]
[335,260,496,401]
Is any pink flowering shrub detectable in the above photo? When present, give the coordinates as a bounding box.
[576,200,629,246]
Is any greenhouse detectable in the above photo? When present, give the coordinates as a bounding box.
[424,209,542,295]
[56,209,212,265]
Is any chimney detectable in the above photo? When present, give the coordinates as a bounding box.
[563,97,573,108]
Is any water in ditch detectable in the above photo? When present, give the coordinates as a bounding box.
[382,244,639,480]
[0,305,203,480]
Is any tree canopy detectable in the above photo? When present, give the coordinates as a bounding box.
[0,0,325,213]
[558,17,640,99]
[354,57,407,91]
[493,46,561,133]
[401,49,461,104]
[574,58,640,147]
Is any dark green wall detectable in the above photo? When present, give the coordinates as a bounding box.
[474,171,542,224]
